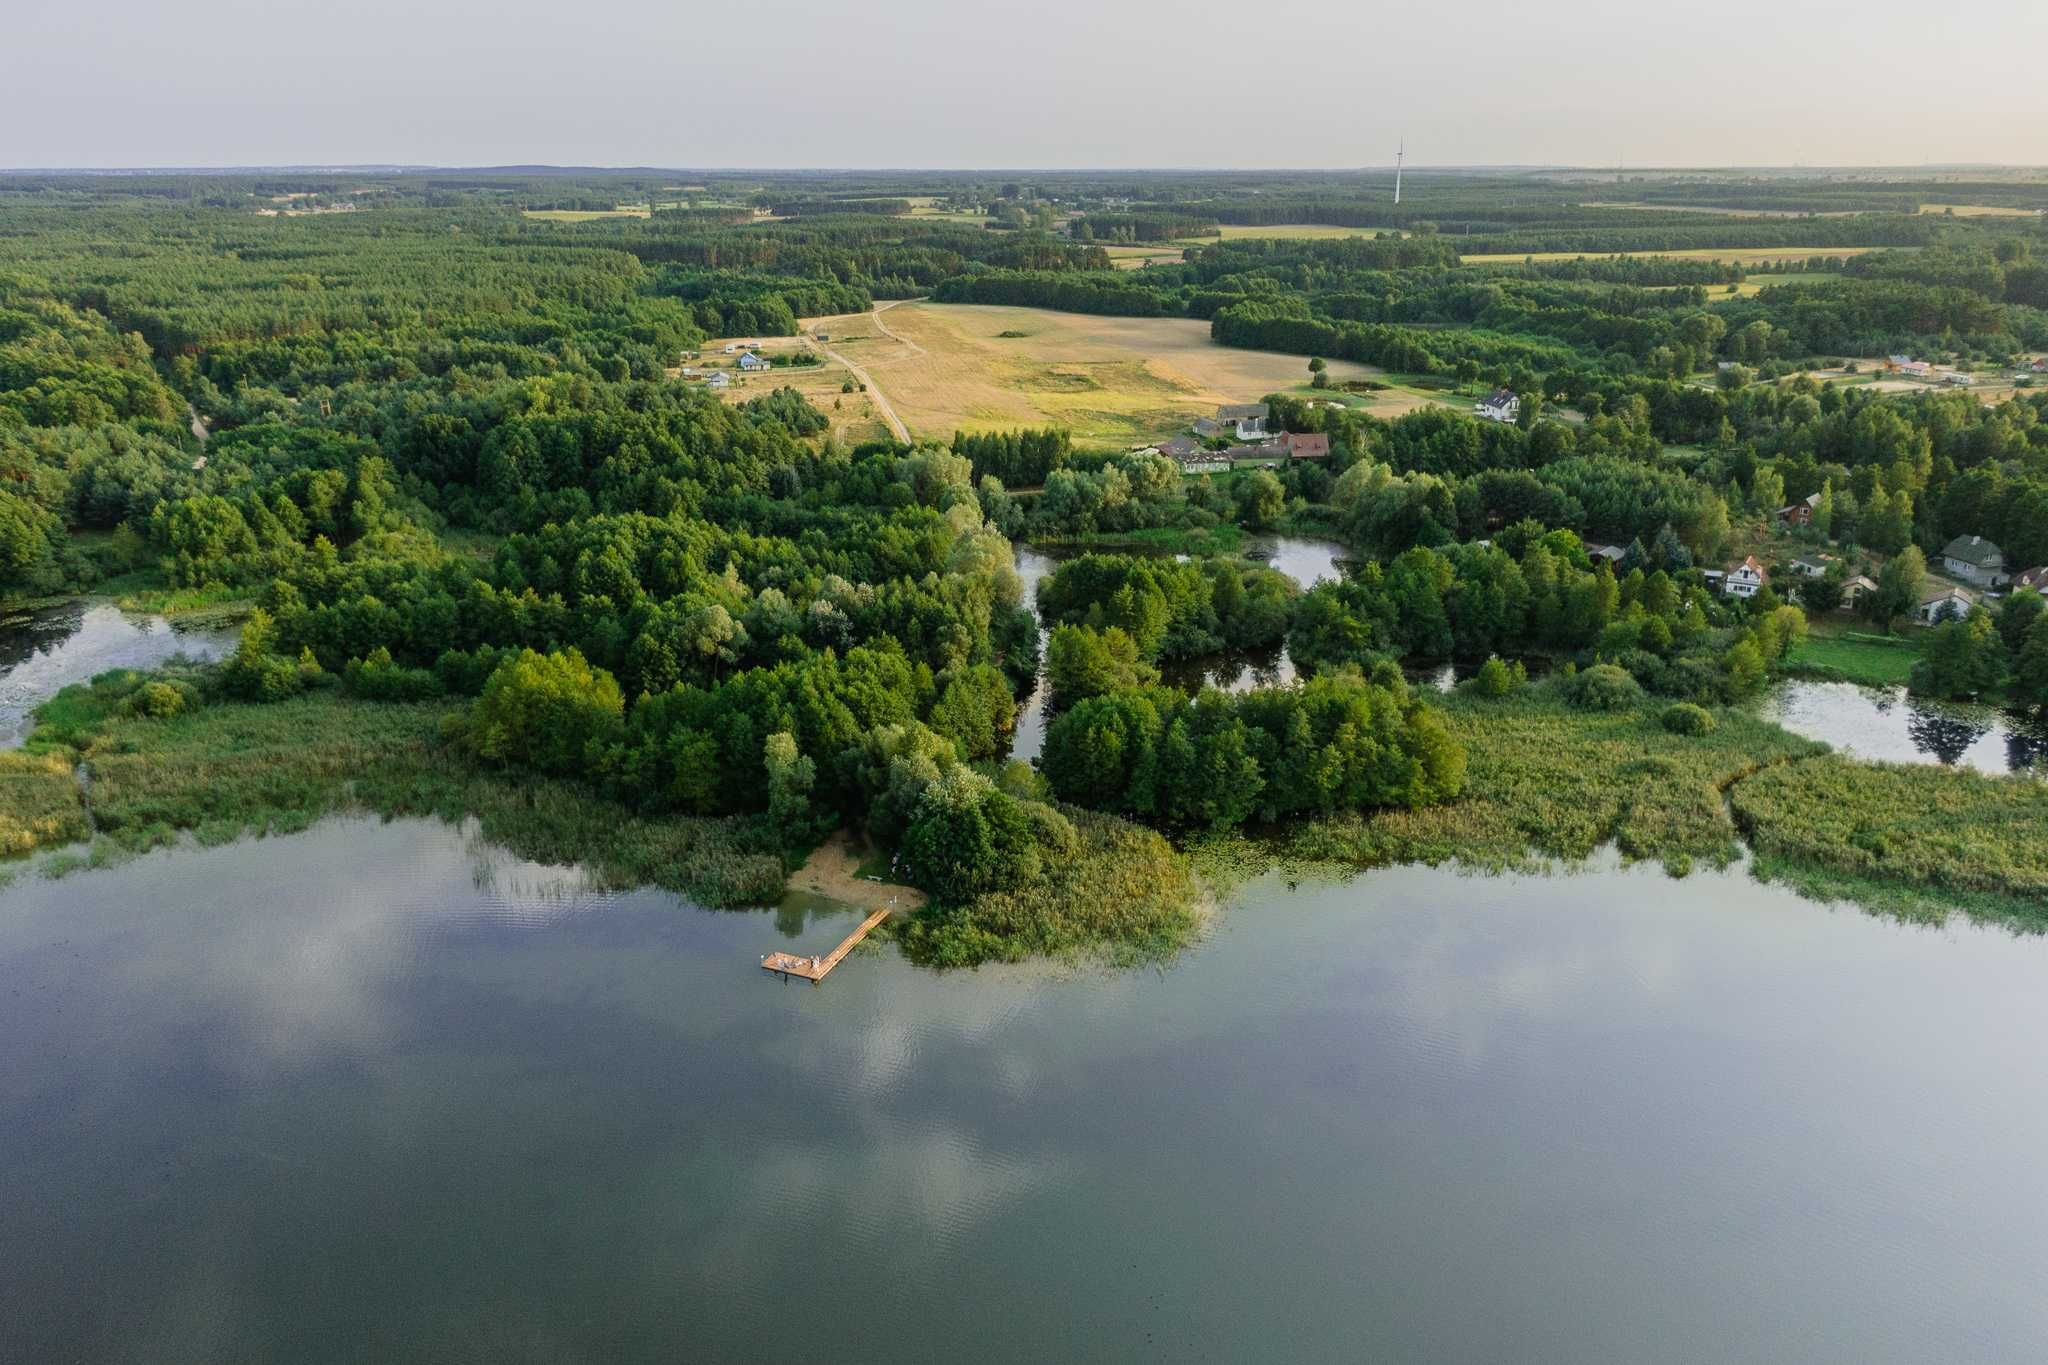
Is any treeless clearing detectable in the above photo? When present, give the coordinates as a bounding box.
[1918,203,2044,217]
[794,302,1388,444]
[520,207,652,221]
[1212,223,1399,240]
[1461,246,1891,265]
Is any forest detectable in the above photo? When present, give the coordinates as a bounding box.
[3,166,2047,955]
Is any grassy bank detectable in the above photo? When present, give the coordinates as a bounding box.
[1732,755,2048,926]
[7,679,1204,965]
[1031,523,1246,557]
[1283,688,1824,875]
[1782,627,1920,687]
[17,689,790,907]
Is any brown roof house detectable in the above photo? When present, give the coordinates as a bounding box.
[1285,432,1330,460]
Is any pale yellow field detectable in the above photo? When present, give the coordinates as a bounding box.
[791,302,1391,444]
[1212,223,1396,241]
[1461,245,1891,265]
[1102,243,1190,270]
[521,208,652,221]
[1918,203,2044,217]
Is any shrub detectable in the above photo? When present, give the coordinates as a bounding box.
[117,680,195,719]
[343,647,446,702]
[1660,702,1717,736]
[1465,656,1527,698]
[1563,663,1642,712]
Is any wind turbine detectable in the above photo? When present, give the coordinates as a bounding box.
[1394,140,1404,205]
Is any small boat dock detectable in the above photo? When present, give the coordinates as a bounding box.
[761,903,894,983]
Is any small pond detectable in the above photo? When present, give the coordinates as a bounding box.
[0,601,240,747]
[1761,679,2048,777]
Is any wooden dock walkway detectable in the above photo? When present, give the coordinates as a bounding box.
[761,903,895,982]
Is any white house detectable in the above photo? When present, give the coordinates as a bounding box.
[1789,555,1833,579]
[1475,388,1521,423]
[1940,371,1973,387]
[737,351,774,371]
[701,371,731,390]
[1842,574,1879,608]
[1939,535,2006,588]
[1724,556,1768,599]
[1918,585,1977,624]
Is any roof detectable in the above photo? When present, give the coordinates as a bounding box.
[1584,543,1626,562]
[1845,574,1879,590]
[1157,436,1201,458]
[1921,585,1976,604]
[1481,387,1517,406]
[1792,557,1830,571]
[1217,403,1269,421]
[1940,535,2003,568]
[1285,432,1330,459]
[1730,555,1767,578]
[2012,566,2048,591]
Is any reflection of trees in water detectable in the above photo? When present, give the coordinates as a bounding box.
[1906,703,1990,766]
[2006,718,2048,776]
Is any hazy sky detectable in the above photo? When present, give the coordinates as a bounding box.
[9,0,2046,169]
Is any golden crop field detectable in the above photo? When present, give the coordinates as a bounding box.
[790,302,1395,445]
[1212,223,1395,240]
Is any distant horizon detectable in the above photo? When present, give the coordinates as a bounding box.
[4,162,2044,177]
[10,0,2045,169]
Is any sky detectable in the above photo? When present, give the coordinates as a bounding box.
[8,0,2047,169]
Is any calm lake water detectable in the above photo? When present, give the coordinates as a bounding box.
[0,601,239,747]
[1009,536,1345,761]
[1762,679,2048,777]
[4,820,2047,1362]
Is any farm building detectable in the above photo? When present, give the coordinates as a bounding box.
[1723,556,1768,599]
[1223,438,1288,462]
[1474,389,1520,423]
[1583,542,1628,566]
[737,351,774,371]
[1940,371,1973,387]
[1939,535,2006,588]
[1917,585,1977,625]
[1889,357,1931,377]
[1285,432,1330,460]
[701,371,731,390]
[1214,403,1270,440]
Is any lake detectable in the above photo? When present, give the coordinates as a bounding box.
[0,601,239,747]
[4,820,2047,1362]
[1762,678,2048,777]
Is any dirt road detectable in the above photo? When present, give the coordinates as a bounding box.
[815,300,918,442]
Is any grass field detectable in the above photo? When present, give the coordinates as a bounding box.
[1462,246,1892,266]
[792,302,1404,445]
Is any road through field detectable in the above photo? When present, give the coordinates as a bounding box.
[816,302,912,441]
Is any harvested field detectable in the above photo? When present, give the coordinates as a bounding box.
[792,302,1394,444]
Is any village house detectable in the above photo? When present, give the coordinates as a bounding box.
[737,351,774,371]
[1939,535,2007,589]
[1285,432,1330,460]
[1154,435,1230,474]
[701,371,731,390]
[1918,585,1977,625]
[1842,574,1879,608]
[1474,388,1520,423]
[2011,566,2048,596]
[1777,491,1823,527]
[1223,437,1288,462]
[1940,371,1973,387]
[1723,556,1768,599]
[1583,542,1628,566]
[1889,356,1931,378]
[1789,555,1833,579]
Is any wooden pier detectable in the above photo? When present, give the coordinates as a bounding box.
[761,903,895,982]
